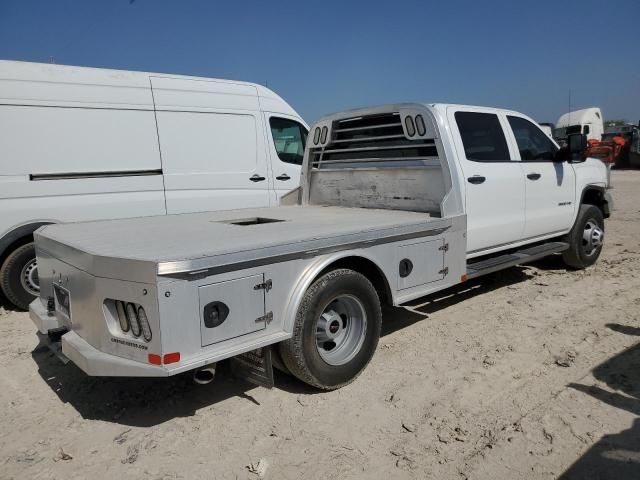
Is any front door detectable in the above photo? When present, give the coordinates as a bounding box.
[264,114,307,204]
[504,115,576,239]
[448,108,525,255]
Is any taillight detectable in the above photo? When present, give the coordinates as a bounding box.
[116,300,129,332]
[126,302,141,337]
[137,306,152,342]
[111,299,152,342]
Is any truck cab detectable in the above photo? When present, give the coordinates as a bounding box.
[435,104,610,257]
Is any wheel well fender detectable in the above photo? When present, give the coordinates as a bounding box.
[282,253,392,333]
[0,222,53,263]
[580,186,610,218]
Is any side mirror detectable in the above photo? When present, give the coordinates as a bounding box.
[568,133,587,162]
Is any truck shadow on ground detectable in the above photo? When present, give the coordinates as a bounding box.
[31,348,263,427]
[380,266,534,336]
[560,323,640,479]
[30,266,534,427]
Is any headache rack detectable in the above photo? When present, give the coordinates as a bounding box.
[303,106,448,215]
[310,111,439,170]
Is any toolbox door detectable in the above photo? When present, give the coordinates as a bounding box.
[396,239,446,290]
[199,274,266,347]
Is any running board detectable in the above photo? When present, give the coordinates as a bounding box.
[466,241,569,280]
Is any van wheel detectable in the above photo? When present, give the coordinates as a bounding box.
[562,205,604,269]
[0,243,39,310]
[279,269,381,390]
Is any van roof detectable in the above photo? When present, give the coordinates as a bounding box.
[0,60,301,119]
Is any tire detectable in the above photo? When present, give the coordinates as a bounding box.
[279,268,382,390]
[562,205,604,269]
[0,242,39,310]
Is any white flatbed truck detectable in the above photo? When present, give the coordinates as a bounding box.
[30,103,612,390]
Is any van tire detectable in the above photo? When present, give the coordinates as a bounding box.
[0,243,39,310]
[279,269,381,390]
[562,205,604,269]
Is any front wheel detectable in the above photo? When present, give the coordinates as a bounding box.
[562,205,605,269]
[279,268,382,390]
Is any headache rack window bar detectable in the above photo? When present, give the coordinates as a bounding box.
[316,140,436,155]
[334,121,403,133]
[330,133,407,144]
[30,169,163,181]
[312,156,440,166]
[336,112,401,125]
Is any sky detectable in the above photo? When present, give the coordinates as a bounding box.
[1,0,639,125]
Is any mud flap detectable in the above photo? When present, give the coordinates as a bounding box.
[230,347,274,389]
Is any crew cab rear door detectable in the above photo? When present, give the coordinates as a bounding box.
[504,114,576,239]
[447,107,525,255]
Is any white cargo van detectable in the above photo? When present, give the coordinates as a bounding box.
[555,107,604,143]
[0,61,308,309]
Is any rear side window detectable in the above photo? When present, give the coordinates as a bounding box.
[269,117,308,165]
[455,112,510,161]
[507,116,558,161]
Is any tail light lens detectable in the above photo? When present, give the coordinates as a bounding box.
[137,306,152,342]
[116,301,129,332]
[126,302,141,337]
[111,299,152,342]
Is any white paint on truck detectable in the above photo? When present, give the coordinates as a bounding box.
[30,103,612,390]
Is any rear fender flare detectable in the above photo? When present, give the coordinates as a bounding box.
[282,252,390,334]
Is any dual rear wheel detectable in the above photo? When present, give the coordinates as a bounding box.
[279,268,382,390]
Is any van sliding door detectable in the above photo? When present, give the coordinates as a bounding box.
[150,77,272,214]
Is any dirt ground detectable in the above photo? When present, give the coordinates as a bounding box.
[1,170,639,480]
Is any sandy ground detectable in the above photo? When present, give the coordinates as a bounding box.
[1,170,639,480]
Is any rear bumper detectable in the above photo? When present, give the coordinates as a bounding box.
[29,300,61,333]
[30,300,167,377]
[61,330,167,377]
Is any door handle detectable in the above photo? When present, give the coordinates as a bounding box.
[249,174,266,182]
[276,174,291,181]
[527,173,542,180]
[467,175,486,184]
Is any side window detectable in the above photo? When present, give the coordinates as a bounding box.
[583,125,590,135]
[454,112,510,161]
[269,117,308,166]
[507,116,559,161]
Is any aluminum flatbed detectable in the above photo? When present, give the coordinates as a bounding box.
[36,205,450,281]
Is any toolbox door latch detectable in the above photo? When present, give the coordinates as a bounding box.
[254,279,273,292]
[255,311,274,324]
